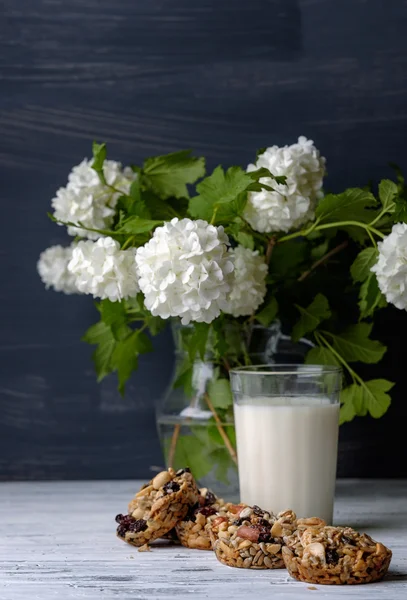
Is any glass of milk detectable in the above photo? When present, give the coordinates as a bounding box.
[230,364,342,524]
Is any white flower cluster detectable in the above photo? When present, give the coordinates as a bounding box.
[52,158,136,239]
[224,245,268,317]
[68,237,139,302]
[244,136,326,233]
[135,218,234,324]
[37,244,79,295]
[371,223,407,310]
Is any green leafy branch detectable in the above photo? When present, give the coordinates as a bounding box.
[291,293,394,424]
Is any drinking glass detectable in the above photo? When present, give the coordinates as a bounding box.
[230,364,342,524]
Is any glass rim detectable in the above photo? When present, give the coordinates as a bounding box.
[230,364,342,376]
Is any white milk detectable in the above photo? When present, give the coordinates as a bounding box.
[234,396,339,524]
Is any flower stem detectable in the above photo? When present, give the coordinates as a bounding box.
[204,393,238,464]
[265,236,277,264]
[167,424,181,468]
[121,236,135,250]
[278,219,385,243]
[298,240,349,282]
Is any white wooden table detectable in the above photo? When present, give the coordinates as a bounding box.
[1,480,406,600]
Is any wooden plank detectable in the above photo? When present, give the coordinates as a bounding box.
[0,480,406,599]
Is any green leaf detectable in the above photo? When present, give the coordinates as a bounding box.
[207,379,233,409]
[99,299,127,326]
[82,321,112,345]
[91,142,107,184]
[255,296,278,327]
[82,321,116,382]
[304,346,341,367]
[189,166,253,222]
[330,324,386,364]
[339,379,393,423]
[93,337,116,382]
[234,231,255,250]
[111,330,152,395]
[117,179,152,219]
[212,318,230,358]
[350,248,378,283]
[359,274,387,319]
[316,188,377,224]
[197,166,251,205]
[187,323,211,361]
[378,179,397,211]
[145,314,167,336]
[142,150,205,199]
[171,435,213,480]
[247,167,287,188]
[292,294,331,343]
[111,333,139,395]
[116,216,162,234]
[173,356,194,397]
[362,379,394,418]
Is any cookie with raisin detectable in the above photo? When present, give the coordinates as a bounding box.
[282,525,392,585]
[175,488,225,550]
[206,504,299,569]
[115,467,199,547]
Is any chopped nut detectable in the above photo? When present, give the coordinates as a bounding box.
[304,542,326,562]
[239,507,253,519]
[152,471,172,490]
[270,521,284,537]
[236,526,259,542]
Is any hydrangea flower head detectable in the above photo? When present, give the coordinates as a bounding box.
[68,237,139,302]
[136,218,234,324]
[224,245,268,317]
[244,136,326,233]
[52,158,136,239]
[37,244,79,294]
[371,223,407,310]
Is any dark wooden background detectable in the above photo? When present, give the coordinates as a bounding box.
[1,0,407,480]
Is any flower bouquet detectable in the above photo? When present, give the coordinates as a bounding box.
[38,136,406,486]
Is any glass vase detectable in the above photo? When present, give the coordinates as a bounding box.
[156,321,313,500]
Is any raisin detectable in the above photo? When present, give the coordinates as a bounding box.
[233,518,245,526]
[176,467,191,475]
[342,535,356,546]
[256,524,272,543]
[117,526,126,538]
[204,491,216,506]
[184,504,199,522]
[198,506,217,518]
[252,505,265,517]
[326,549,340,564]
[128,519,148,533]
[163,481,180,495]
[116,514,147,536]
[258,518,271,528]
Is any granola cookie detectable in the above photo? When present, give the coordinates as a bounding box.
[206,504,301,569]
[282,525,392,585]
[115,467,199,547]
[175,488,225,550]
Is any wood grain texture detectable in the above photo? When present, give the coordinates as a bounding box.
[1,0,407,479]
[0,479,406,600]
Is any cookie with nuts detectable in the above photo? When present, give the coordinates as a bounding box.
[282,525,392,585]
[206,504,299,569]
[115,467,199,547]
[175,488,225,550]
